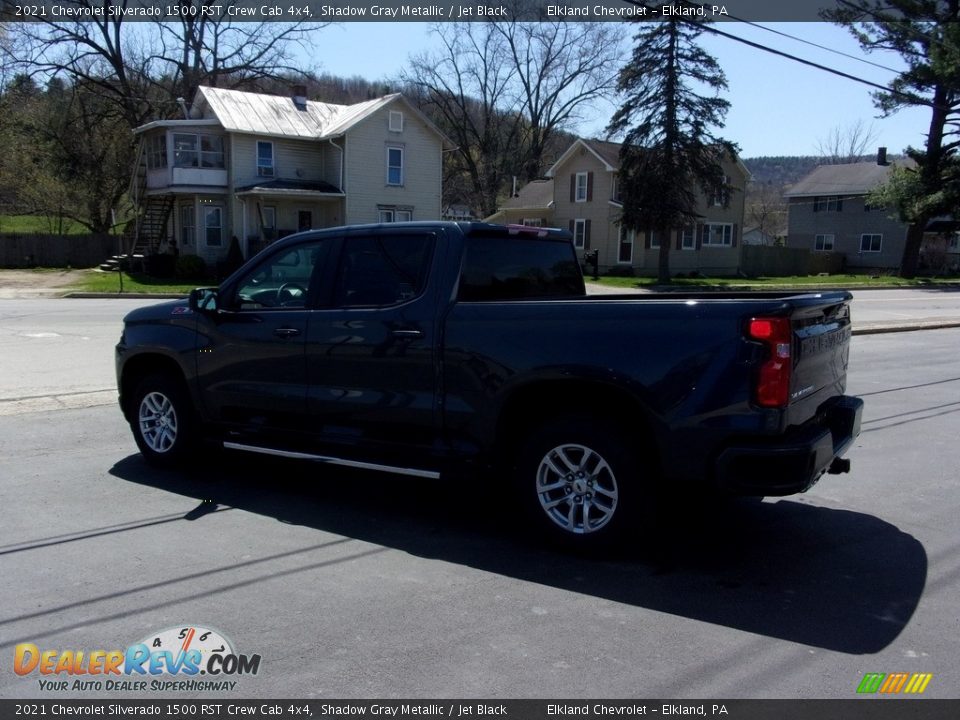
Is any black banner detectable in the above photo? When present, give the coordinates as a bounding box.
[0,0,898,24]
[0,700,958,720]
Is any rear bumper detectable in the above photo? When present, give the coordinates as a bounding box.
[715,395,863,495]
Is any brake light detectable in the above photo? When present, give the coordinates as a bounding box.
[748,316,792,408]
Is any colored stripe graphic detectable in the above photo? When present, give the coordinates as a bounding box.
[904,673,933,694]
[857,672,932,694]
[857,673,885,693]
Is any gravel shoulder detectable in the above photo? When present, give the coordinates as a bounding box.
[0,269,87,298]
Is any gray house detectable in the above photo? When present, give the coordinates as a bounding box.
[131,85,451,264]
[784,150,959,272]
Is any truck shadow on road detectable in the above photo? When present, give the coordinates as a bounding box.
[111,452,926,656]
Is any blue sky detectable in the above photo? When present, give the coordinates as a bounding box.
[303,22,931,159]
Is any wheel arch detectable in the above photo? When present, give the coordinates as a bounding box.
[494,379,661,467]
[119,352,190,422]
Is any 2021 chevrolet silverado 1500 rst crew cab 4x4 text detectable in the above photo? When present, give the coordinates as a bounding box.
[116,222,863,546]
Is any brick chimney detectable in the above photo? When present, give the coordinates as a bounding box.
[877,146,888,165]
[292,84,308,110]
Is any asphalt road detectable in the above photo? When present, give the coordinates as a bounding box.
[1,298,958,700]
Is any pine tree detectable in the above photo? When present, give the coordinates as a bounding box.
[827,0,960,278]
[607,13,736,283]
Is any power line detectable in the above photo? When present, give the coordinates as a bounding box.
[732,21,902,75]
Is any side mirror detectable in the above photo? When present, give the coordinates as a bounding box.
[189,287,219,313]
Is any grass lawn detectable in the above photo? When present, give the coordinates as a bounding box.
[69,270,199,295]
[0,215,90,235]
[590,273,960,290]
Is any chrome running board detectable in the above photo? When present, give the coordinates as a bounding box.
[223,441,441,479]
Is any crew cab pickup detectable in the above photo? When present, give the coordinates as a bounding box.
[116,222,863,546]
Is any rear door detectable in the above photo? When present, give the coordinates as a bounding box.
[303,227,440,459]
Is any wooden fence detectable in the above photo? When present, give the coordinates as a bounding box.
[741,245,845,277]
[0,233,119,268]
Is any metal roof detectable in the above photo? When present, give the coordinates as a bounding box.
[191,86,380,139]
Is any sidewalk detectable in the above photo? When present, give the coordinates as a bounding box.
[583,281,960,336]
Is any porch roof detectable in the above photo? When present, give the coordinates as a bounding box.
[235,178,344,198]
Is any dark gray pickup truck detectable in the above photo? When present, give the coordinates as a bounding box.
[116,222,862,547]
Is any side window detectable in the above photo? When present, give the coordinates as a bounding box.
[334,234,433,308]
[233,239,328,310]
[459,235,583,301]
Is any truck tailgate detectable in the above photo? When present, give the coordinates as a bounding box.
[787,293,853,425]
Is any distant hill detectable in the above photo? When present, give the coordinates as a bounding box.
[742,156,823,189]
[742,154,900,190]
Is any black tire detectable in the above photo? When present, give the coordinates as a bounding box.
[514,415,656,550]
[130,373,196,468]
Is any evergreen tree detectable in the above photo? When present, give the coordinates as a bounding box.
[607,13,736,282]
[827,0,960,278]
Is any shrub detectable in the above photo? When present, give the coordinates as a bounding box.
[175,254,207,280]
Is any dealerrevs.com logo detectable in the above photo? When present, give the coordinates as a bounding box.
[14,626,261,693]
[857,672,933,695]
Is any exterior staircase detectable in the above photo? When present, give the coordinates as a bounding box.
[98,143,174,272]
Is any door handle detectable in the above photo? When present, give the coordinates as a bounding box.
[273,327,301,338]
[391,328,423,339]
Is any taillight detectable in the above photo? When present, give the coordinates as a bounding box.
[748,316,792,408]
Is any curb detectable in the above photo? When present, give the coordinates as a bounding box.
[61,292,187,299]
[853,320,960,336]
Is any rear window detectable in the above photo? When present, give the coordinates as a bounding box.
[458,235,584,301]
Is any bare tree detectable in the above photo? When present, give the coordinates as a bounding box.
[404,20,623,216]
[745,181,787,242]
[816,119,879,164]
[3,2,327,127]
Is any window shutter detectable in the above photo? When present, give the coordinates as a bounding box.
[696,223,704,250]
[570,175,576,203]
[568,219,574,234]
[586,172,594,201]
[675,230,682,250]
[732,224,738,248]
[644,231,652,250]
[585,219,592,249]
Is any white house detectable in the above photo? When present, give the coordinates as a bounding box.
[131,85,452,264]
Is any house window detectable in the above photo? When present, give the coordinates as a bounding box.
[172,133,224,168]
[611,174,622,203]
[703,223,733,247]
[522,218,543,227]
[711,175,730,207]
[147,135,167,169]
[649,231,660,249]
[257,141,274,177]
[949,234,959,251]
[860,233,883,253]
[814,196,843,212]
[203,205,222,247]
[618,226,634,264]
[200,135,224,168]
[378,206,413,223]
[573,219,587,249]
[179,204,194,246]
[389,111,404,132]
[386,146,404,186]
[814,234,835,251]
[575,172,588,202]
[680,227,695,250]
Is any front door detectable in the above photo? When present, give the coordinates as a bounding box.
[195,235,332,436]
